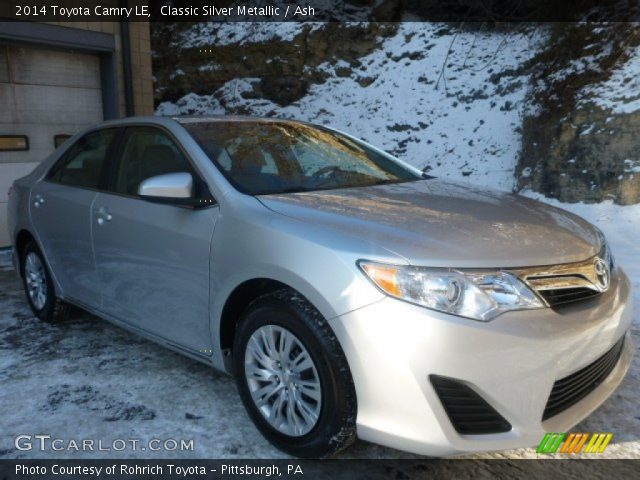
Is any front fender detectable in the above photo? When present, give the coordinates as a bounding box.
[206,202,402,371]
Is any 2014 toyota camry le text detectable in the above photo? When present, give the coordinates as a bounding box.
[6,116,633,458]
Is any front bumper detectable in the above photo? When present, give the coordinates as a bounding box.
[329,268,633,456]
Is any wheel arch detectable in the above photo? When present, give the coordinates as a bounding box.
[14,229,37,276]
[13,228,62,297]
[217,277,334,373]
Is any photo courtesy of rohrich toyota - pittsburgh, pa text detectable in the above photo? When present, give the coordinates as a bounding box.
[0,1,639,479]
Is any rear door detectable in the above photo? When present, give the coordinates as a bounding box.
[91,126,218,351]
[30,128,117,307]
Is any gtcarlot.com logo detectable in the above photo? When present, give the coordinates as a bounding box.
[537,432,613,454]
[15,435,195,452]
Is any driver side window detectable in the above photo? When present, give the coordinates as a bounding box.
[112,127,196,196]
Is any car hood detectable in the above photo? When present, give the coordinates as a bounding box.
[257,180,601,268]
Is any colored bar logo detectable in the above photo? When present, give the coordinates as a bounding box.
[537,432,613,454]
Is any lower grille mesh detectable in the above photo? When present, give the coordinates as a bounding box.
[430,375,512,435]
[543,337,625,421]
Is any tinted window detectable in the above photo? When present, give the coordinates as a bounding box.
[48,129,116,189]
[112,127,196,196]
[184,121,420,195]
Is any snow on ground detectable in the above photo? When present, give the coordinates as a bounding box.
[0,195,638,460]
[159,23,547,191]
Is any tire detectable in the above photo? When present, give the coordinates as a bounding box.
[233,289,357,458]
[20,241,69,322]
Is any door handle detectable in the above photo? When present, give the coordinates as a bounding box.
[33,194,45,208]
[95,207,113,226]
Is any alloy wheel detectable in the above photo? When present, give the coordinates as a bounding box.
[24,252,47,310]
[244,324,322,437]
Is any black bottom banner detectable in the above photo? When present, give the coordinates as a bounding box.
[0,459,638,480]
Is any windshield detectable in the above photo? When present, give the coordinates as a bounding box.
[183,120,422,195]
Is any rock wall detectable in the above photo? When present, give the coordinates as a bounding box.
[153,23,396,107]
[518,105,640,204]
[516,23,640,205]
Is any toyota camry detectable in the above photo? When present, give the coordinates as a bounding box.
[7,116,633,457]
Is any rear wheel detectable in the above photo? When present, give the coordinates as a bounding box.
[233,289,357,458]
[21,241,69,322]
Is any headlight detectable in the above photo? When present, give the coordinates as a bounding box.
[358,261,544,321]
[597,230,615,271]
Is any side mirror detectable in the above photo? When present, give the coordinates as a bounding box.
[138,172,193,199]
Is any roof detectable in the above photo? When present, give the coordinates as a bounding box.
[171,115,304,125]
[92,115,321,133]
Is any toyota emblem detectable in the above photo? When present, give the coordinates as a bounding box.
[594,257,610,291]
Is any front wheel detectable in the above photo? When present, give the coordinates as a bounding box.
[233,289,357,458]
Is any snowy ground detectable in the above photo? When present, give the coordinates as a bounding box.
[0,196,638,460]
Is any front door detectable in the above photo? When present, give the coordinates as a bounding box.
[91,126,217,351]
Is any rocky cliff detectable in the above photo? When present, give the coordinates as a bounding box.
[516,23,640,205]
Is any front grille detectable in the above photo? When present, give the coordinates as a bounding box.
[543,337,625,421]
[537,287,602,307]
[510,255,612,309]
[430,375,512,435]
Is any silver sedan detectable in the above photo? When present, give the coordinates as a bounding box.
[7,116,633,457]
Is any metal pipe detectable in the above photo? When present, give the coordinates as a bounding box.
[119,0,134,117]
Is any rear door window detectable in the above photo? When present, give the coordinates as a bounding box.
[48,129,116,189]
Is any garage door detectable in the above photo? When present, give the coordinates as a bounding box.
[0,44,103,247]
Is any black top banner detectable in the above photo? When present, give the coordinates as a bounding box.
[0,0,639,22]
